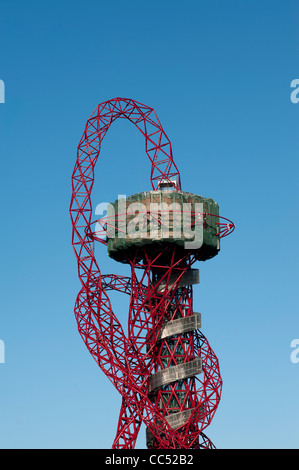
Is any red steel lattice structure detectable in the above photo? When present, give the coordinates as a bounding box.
[70,97,234,449]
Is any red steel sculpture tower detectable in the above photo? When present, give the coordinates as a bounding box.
[70,98,234,449]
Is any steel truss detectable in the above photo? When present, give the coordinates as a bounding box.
[70,98,233,449]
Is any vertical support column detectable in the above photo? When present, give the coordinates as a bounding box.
[146,265,202,448]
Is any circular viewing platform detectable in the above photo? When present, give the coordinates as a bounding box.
[102,190,229,263]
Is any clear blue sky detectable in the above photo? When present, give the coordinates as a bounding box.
[0,0,299,449]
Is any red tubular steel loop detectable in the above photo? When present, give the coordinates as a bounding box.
[70,98,224,449]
